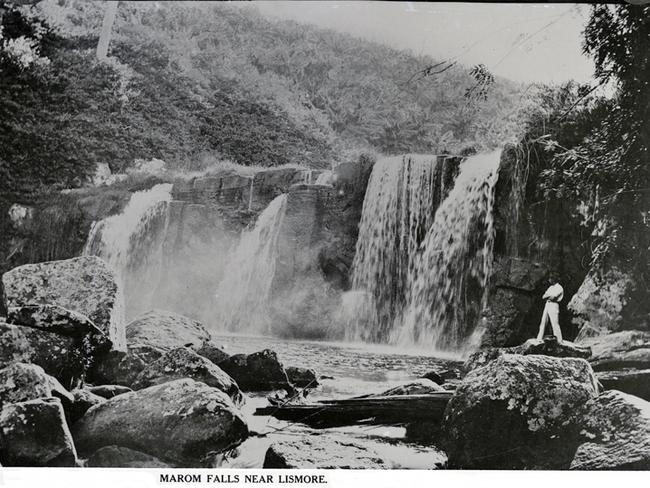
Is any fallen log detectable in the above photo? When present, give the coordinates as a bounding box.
[254,392,453,428]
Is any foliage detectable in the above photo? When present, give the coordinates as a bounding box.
[513,5,649,275]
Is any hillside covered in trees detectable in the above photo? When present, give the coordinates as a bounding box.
[0,1,523,193]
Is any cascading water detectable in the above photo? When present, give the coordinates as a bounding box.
[84,183,173,318]
[348,154,455,342]
[348,150,501,351]
[396,150,501,351]
[215,194,288,333]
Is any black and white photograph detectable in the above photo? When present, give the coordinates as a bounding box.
[0,0,649,481]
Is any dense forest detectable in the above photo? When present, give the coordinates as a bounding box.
[0,1,647,283]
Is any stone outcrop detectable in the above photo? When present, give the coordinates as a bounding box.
[72,379,248,466]
[87,385,132,399]
[0,320,94,387]
[132,347,243,404]
[191,341,230,365]
[373,379,445,397]
[0,397,78,466]
[0,362,73,410]
[89,349,147,388]
[263,434,387,469]
[579,330,650,371]
[218,349,292,392]
[2,256,125,350]
[125,309,210,351]
[571,390,650,470]
[69,388,105,423]
[465,337,591,372]
[442,354,599,469]
[285,367,319,388]
[86,445,170,468]
[479,257,550,348]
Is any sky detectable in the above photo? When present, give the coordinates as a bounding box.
[252,2,595,85]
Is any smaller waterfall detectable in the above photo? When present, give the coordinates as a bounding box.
[215,194,288,333]
[315,170,334,186]
[396,150,501,351]
[84,183,173,318]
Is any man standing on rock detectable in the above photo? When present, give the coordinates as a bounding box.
[536,277,564,344]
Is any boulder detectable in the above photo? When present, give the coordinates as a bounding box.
[442,354,599,469]
[218,349,292,393]
[285,367,319,388]
[191,341,230,365]
[374,379,445,397]
[72,379,248,466]
[132,347,243,404]
[2,256,125,350]
[7,304,109,343]
[89,349,147,388]
[579,330,650,371]
[569,267,636,339]
[478,257,549,348]
[69,388,105,423]
[0,397,78,466]
[0,321,91,387]
[87,385,132,399]
[125,310,210,351]
[464,338,591,373]
[571,390,650,470]
[86,445,169,468]
[263,434,387,469]
[596,369,650,401]
[0,362,73,410]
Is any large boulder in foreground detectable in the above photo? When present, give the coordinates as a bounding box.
[579,330,650,371]
[0,319,108,386]
[72,379,248,466]
[132,347,243,404]
[218,349,292,393]
[0,397,78,466]
[442,354,599,469]
[571,390,650,470]
[263,434,387,469]
[0,362,73,410]
[125,310,210,351]
[2,256,125,350]
[86,445,169,468]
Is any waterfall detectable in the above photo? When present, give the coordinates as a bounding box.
[84,183,173,318]
[396,150,501,351]
[349,150,501,351]
[215,194,288,333]
[349,155,454,342]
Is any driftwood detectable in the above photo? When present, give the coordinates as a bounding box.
[254,392,453,428]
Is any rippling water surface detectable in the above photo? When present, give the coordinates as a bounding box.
[212,334,463,469]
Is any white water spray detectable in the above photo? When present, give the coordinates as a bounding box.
[396,150,501,351]
[84,183,173,318]
[215,194,288,333]
[348,154,451,342]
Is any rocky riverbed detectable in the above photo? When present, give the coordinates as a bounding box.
[2,255,650,469]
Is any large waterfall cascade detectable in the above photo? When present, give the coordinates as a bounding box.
[349,150,502,351]
[215,193,289,333]
[348,154,456,343]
